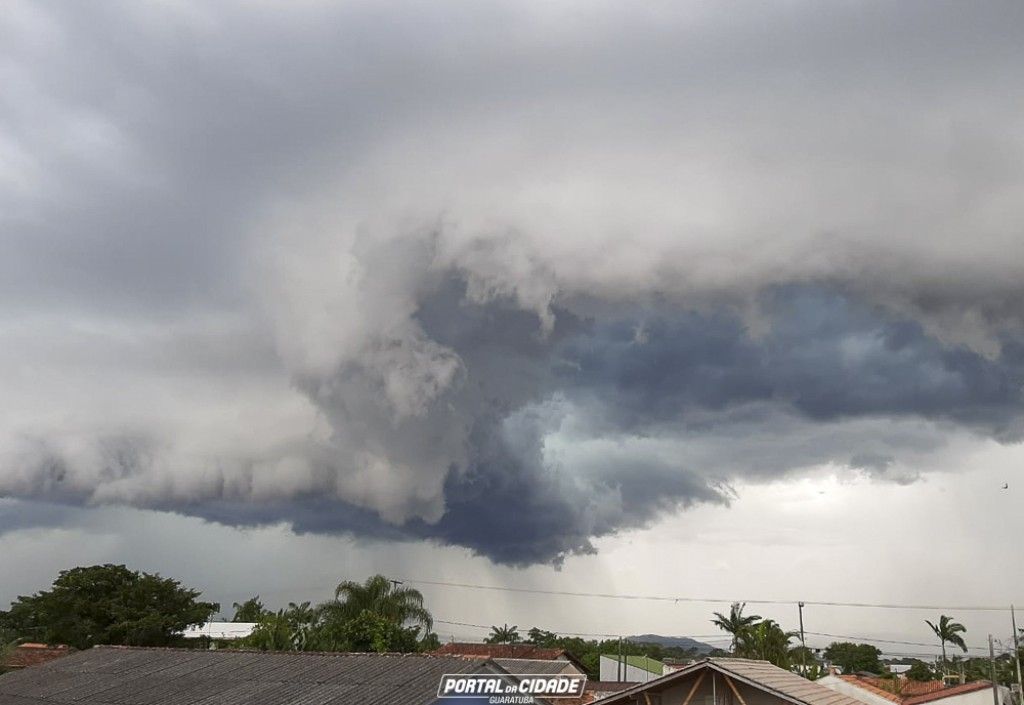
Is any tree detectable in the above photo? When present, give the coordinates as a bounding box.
[486,624,521,644]
[334,610,421,653]
[324,576,432,633]
[906,661,935,682]
[926,616,967,672]
[735,619,796,668]
[823,642,883,674]
[231,597,267,622]
[527,627,559,647]
[712,603,762,653]
[3,564,217,650]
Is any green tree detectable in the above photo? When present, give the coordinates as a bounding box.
[231,597,267,622]
[906,661,935,682]
[926,616,967,672]
[711,603,762,653]
[736,619,796,668]
[322,576,432,633]
[527,627,559,647]
[335,610,422,653]
[3,564,217,650]
[823,642,883,674]
[245,611,300,651]
[486,624,521,644]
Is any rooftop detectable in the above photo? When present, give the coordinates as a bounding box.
[595,657,866,705]
[0,645,493,705]
[832,674,1000,705]
[3,644,74,670]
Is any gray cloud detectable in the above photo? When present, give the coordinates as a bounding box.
[3,1,1024,564]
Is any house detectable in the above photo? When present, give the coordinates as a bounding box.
[599,654,665,683]
[818,673,1011,705]
[180,621,258,641]
[0,645,546,705]
[493,657,586,676]
[2,643,73,670]
[592,657,867,705]
[665,658,698,674]
[434,642,587,673]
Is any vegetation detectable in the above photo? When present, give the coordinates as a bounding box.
[906,660,935,681]
[925,615,967,671]
[823,642,883,674]
[231,597,267,622]
[239,576,438,653]
[735,619,797,667]
[486,624,521,644]
[710,604,803,670]
[712,603,762,653]
[0,565,217,650]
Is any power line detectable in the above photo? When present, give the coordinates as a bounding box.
[404,577,1018,613]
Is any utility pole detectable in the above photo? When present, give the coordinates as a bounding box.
[388,579,404,590]
[618,636,623,683]
[798,602,807,676]
[1012,606,1023,705]
[991,635,1001,705]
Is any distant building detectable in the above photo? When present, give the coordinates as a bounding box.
[180,621,257,640]
[818,673,1011,705]
[434,642,586,673]
[664,658,698,674]
[3,643,73,670]
[599,654,664,683]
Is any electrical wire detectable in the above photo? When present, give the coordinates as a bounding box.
[403,577,1019,613]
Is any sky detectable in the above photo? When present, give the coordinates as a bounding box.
[2,0,1024,653]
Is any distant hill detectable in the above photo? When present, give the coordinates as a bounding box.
[627,634,717,653]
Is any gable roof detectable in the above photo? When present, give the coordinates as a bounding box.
[434,643,587,672]
[0,645,493,705]
[829,674,1000,705]
[595,658,866,705]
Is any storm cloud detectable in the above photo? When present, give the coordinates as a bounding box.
[3,0,1024,564]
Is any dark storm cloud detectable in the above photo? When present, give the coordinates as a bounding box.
[561,288,1024,438]
[5,1,1024,565]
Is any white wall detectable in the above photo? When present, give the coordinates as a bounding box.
[599,656,661,683]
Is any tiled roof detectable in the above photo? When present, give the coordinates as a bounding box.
[435,643,570,660]
[0,645,493,705]
[836,675,1000,705]
[435,643,587,672]
[595,657,867,705]
[494,658,575,674]
[3,644,73,670]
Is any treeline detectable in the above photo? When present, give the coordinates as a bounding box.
[2,566,1021,688]
[0,566,440,655]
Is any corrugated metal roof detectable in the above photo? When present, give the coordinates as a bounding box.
[0,646,491,705]
[494,658,574,674]
[594,657,869,705]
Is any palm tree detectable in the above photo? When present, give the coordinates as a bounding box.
[735,619,797,668]
[231,596,266,622]
[926,615,968,672]
[486,624,521,644]
[324,576,432,632]
[712,602,762,653]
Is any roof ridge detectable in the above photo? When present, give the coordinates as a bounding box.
[90,645,487,659]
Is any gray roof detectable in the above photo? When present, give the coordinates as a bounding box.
[0,646,491,705]
[493,658,575,675]
[595,658,867,705]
